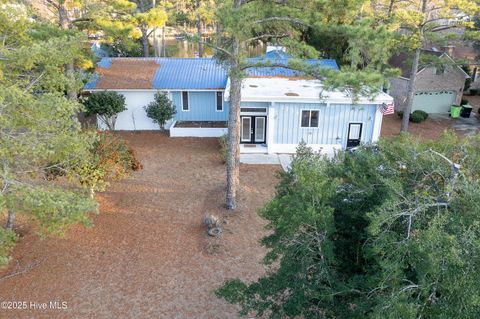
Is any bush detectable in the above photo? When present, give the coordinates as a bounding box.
[219,134,228,163]
[410,110,428,123]
[0,228,17,267]
[84,91,126,130]
[396,110,428,123]
[461,98,469,106]
[144,92,177,130]
[76,132,142,195]
[470,88,480,95]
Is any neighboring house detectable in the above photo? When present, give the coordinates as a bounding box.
[438,43,480,91]
[84,53,393,154]
[388,50,470,113]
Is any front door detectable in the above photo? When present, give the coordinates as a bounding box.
[241,116,266,144]
[347,123,363,148]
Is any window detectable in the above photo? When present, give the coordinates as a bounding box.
[240,107,267,113]
[301,110,319,128]
[182,91,189,111]
[216,91,223,111]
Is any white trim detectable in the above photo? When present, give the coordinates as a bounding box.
[441,53,471,78]
[414,53,470,79]
[181,91,190,112]
[169,121,227,137]
[86,89,157,92]
[168,89,227,92]
[300,109,320,128]
[240,97,394,105]
[86,88,225,92]
[268,143,342,154]
[240,106,268,116]
[267,104,275,154]
[372,108,383,143]
[215,91,224,112]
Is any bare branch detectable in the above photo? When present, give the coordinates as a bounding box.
[247,33,289,42]
[197,40,233,58]
[44,0,60,10]
[253,17,310,28]
[24,72,45,93]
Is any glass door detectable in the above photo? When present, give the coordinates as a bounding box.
[241,117,252,142]
[254,117,266,143]
[347,123,363,148]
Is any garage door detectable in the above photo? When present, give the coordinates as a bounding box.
[412,91,457,113]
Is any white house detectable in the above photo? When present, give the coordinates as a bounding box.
[84,53,393,154]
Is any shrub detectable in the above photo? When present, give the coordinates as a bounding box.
[470,88,479,95]
[0,228,17,267]
[219,134,228,163]
[144,92,177,130]
[84,91,126,130]
[45,132,142,196]
[461,98,469,106]
[410,110,428,123]
[76,132,142,196]
[396,110,428,123]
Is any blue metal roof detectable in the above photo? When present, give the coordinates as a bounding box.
[263,50,292,59]
[245,58,339,77]
[84,57,339,90]
[152,58,227,90]
[84,73,99,90]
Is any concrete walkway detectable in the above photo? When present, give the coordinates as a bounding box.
[240,154,293,171]
[430,113,480,135]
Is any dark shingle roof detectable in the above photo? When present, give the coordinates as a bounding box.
[389,50,443,78]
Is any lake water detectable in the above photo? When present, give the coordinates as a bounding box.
[153,38,266,58]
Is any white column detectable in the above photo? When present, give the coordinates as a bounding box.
[267,102,275,154]
[372,106,383,143]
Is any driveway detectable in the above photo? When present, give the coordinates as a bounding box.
[381,109,480,139]
[0,133,280,319]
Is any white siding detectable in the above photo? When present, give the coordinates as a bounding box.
[98,91,158,130]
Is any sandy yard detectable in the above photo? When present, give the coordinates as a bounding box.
[0,133,280,319]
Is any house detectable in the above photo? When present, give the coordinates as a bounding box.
[84,54,393,154]
[388,49,470,114]
[433,43,480,92]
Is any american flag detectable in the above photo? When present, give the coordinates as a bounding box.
[379,102,395,115]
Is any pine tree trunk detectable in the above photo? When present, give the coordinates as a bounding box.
[225,8,242,209]
[5,208,15,230]
[225,73,241,209]
[58,4,77,101]
[4,181,15,230]
[162,26,166,57]
[401,47,421,133]
[196,0,203,57]
[142,30,150,57]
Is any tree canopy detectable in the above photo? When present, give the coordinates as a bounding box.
[0,2,140,266]
[84,91,127,130]
[217,132,480,318]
